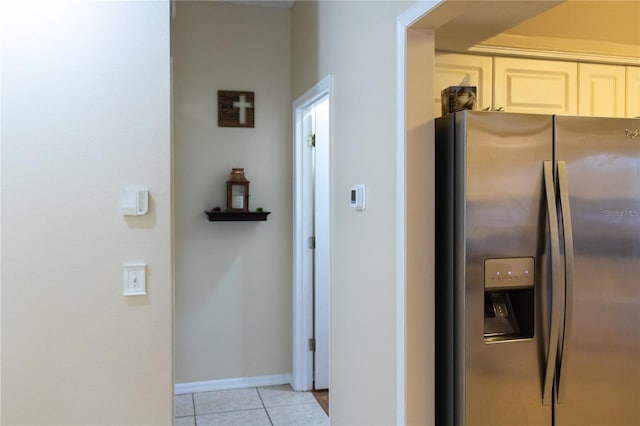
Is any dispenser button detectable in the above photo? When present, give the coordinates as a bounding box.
[491,294,509,318]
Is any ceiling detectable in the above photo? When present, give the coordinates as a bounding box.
[419,1,565,52]
[478,0,640,60]
[497,0,640,47]
[416,0,639,63]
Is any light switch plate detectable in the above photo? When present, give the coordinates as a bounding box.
[123,263,147,296]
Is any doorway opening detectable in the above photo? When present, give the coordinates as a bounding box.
[292,76,331,408]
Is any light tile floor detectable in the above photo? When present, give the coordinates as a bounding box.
[175,384,329,426]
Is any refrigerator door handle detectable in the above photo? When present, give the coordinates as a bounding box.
[542,160,563,406]
[556,161,574,404]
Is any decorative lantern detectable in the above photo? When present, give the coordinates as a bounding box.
[226,168,250,211]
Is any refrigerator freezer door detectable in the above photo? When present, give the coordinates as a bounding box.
[460,111,553,425]
[554,116,640,425]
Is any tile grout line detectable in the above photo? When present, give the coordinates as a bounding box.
[255,387,275,426]
[191,393,197,426]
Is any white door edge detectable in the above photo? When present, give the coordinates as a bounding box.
[291,75,332,392]
[313,97,330,390]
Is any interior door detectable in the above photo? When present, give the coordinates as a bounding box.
[312,98,330,390]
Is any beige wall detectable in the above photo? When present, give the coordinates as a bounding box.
[291,2,412,424]
[172,2,292,383]
[1,2,172,425]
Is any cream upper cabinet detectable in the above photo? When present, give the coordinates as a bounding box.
[626,67,640,118]
[434,53,493,117]
[435,53,638,117]
[578,63,626,117]
[494,57,578,115]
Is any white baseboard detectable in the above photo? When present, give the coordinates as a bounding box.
[175,373,292,395]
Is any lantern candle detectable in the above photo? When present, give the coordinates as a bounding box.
[232,186,244,209]
[226,168,250,211]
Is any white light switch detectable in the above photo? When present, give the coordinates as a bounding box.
[123,263,147,296]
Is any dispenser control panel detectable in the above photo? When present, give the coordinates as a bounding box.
[485,257,534,290]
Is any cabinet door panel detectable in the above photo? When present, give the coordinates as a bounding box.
[627,67,640,118]
[494,57,577,115]
[578,63,625,117]
[434,53,492,117]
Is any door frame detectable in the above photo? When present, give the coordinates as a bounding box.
[291,75,332,391]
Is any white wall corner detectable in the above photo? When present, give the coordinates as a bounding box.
[397,2,444,426]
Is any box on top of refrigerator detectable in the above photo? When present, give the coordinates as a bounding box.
[441,86,477,115]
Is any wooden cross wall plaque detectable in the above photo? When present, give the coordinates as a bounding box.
[218,90,255,128]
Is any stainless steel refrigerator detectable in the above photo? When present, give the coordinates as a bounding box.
[435,111,640,425]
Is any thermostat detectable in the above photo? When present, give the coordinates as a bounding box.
[350,184,366,211]
[121,188,149,216]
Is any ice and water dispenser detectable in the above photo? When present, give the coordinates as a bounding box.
[484,257,535,342]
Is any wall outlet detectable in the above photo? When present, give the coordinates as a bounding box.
[123,263,147,296]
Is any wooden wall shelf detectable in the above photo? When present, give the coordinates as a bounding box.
[205,210,271,222]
